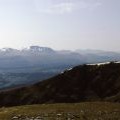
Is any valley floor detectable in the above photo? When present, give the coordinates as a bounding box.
[0,102,119,120]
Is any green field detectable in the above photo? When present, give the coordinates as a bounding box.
[0,102,119,120]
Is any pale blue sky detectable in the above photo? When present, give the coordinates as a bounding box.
[0,0,120,51]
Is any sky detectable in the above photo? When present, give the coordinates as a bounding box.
[0,0,120,51]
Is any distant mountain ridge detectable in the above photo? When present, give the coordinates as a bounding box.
[0,46,120,54]
[0,46,55,55]
[0,62,120,107]
[0,46,120,69]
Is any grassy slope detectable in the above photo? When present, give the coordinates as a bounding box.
[0,102,119,120]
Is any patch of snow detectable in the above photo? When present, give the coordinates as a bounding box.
[61,67,73,74]
[67,68,73,71]
[115,61,120,63]
[87,62,110,66]
[87,61,120,66]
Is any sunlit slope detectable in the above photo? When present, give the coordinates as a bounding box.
[0,102,119,120]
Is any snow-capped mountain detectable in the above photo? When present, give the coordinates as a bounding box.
[0,46,55,55]
[0,46,86,71]
[0,46,120,70]
[29,46,55,53]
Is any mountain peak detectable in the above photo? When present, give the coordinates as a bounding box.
[29,46,55,53]
[1,48,18,52]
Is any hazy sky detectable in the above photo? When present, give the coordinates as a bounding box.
[0,0,120,51]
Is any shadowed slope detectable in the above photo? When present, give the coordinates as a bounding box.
[0,62,120,107]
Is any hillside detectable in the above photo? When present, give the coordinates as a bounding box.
[0,62,120,107]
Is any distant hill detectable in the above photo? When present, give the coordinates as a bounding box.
[0,62,120,107]
[0,46,120,72]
